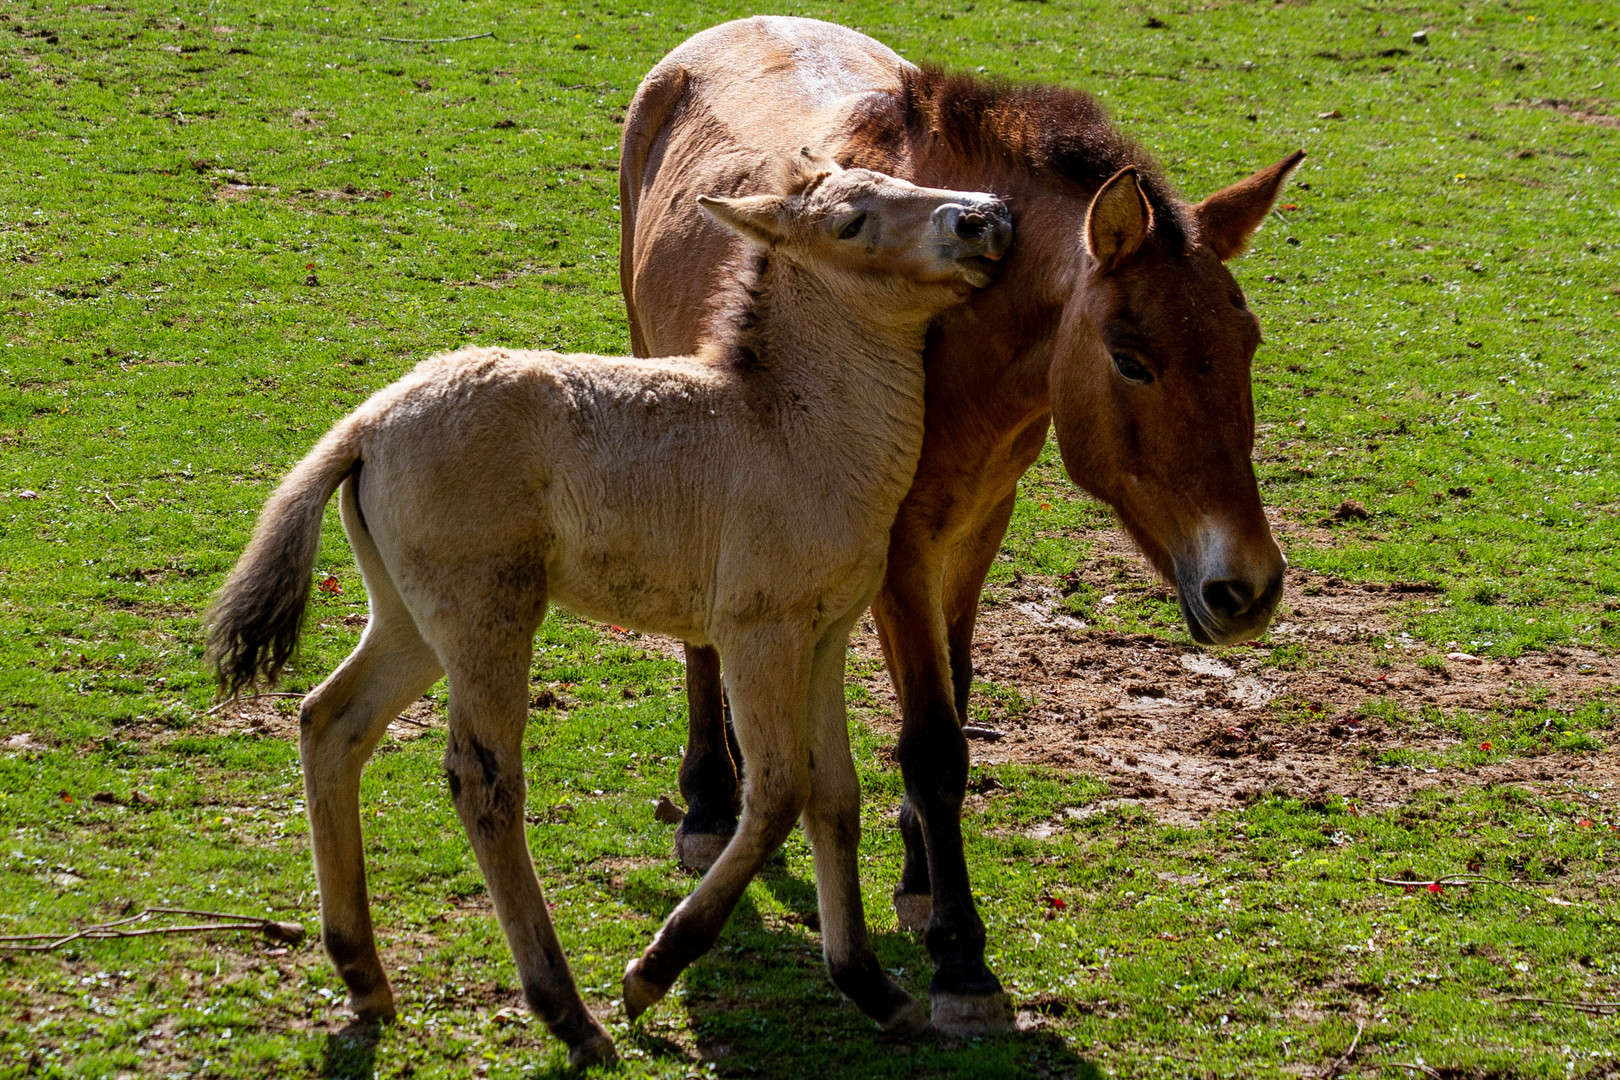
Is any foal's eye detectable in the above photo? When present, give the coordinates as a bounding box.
[1111,353,1154,385]
[837,213,867,240]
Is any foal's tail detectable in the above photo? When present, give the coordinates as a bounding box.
[207,422,363,697]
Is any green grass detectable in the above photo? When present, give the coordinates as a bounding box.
[3,0,1619,1076]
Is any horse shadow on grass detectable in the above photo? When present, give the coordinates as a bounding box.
[320,1019,382,1079]
[531,860,1099,1079]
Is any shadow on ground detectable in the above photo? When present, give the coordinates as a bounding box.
[527,861,1101,1079]
[321,1019,383,1079]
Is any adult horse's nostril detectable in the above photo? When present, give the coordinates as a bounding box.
[1202,577,1256,623]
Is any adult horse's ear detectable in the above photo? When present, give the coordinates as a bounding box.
[697,194,788,248]
[1193,149,1306,262]
[1085,166,1154,274]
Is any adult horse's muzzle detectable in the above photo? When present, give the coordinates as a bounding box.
[935,199,1013,286]
[1172,532,1286,646]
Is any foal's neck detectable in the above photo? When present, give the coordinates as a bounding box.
[726,254,932,406]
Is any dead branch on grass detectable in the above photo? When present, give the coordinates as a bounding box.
[1506,996,1620,1015]
[1317,1017,1365,1079]
[1375,874,1573,907]
[0,907,304,952]
[378,32,493,43]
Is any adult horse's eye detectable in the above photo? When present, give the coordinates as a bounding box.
[1112,353,1154,385]
[837,213,867,240]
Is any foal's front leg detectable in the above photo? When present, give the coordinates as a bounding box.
[801,624,928,1035]
[441,634,616,1068]
[624,628,812,1017]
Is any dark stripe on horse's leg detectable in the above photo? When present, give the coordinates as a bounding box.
[675,643,738,871]
[896,697,1012,1032]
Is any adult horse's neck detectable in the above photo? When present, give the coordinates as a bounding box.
[923,177,1088,427]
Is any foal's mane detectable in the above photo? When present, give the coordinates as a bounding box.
[703,161,830,373]
[845,64,1193,251]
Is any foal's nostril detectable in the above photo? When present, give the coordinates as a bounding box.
[954,212,988,241]
[1202,578,1256,623]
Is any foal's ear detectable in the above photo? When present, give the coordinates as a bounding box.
[697,194,789,248]
[1085,167,1154,274]
[1193,149,1306,262]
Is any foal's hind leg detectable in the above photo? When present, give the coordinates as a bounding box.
[301,488,445,1021]
[624,627,812,1017]
[426,594,615,1068]
[801,625,927,1035]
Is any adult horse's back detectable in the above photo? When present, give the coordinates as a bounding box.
[621,15,1301,1033]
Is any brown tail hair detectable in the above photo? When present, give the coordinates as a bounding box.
[207,425,361,696]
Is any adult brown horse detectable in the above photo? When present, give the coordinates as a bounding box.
[619,16,1300,1033]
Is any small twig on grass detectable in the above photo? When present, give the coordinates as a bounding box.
[0,908,304,952]
[1391,1064,1443,1079]
[378,31,493,44]
[1506,996,1620,1015]
[1318,1017,1365,1079]
[204,692,305,717]
[101,491,121,513]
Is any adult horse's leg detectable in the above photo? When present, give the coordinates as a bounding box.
[801,621,928,1035]
[889,487,1021,931]
[299,483,446,1023]
[674,643,739,873]
[625,629,811,1017]
[873,546,1013,1034]
[435,601,616,1068]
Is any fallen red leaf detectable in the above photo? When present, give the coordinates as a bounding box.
[1577,819,1593,828]
[318,575,342,594]
[1282,203,1299,211]
[1045,895,1066,910]
[1427,882,1443,894]
[1479,741,1491,751]
[59,789,73,803]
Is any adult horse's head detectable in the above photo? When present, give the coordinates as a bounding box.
[1049,152,1303,646]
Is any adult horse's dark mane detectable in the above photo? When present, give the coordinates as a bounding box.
[847,64,1194,252]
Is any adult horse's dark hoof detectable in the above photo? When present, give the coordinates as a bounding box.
[674,827,730,874]
[930,991,1014,1035]
[892,889,931,933]
[347,987,397,1025]
[566,1029,619,1069]
[622,957,669,1021]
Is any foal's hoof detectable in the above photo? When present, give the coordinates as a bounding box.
[892,890,932,933]
[566,1030,619,1069]
[674,827,731,875]
[622,958,669,1021]
[879,996,932,1038]
[929,990,1014,1036]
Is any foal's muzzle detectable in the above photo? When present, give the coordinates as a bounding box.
[934,198,1013,285]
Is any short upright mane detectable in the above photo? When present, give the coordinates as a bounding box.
[701,161,830,371]
[847,65,1193,251]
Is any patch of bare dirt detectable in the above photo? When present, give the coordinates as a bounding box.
[199,692,442,744]
[836,531,1620,826]
[1515,97,1620,129]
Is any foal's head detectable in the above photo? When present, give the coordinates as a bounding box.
[1049,153,1304,646]
[699,151,1012,331]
